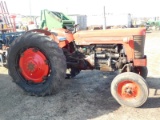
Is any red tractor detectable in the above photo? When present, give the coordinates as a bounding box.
[7,27,148,108]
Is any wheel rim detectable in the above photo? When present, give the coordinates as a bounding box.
[19,48,50,83]
[117,80,140,100]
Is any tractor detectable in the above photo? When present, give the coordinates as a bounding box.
[7,10,148,108]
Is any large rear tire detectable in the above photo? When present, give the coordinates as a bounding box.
[8,32,66,96]
[111,72,148,107]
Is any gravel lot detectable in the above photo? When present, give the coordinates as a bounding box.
[0,31,160,120]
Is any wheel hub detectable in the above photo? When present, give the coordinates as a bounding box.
[19,48,50,83]
[27,62,36,72]
[117,80,140,99]
[125,87,132,94]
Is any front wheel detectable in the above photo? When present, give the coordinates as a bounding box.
[111,72,148,107]
[8,32,66,96]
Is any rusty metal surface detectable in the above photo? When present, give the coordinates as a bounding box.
[133,57,147,66]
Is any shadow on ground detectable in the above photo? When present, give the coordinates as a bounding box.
[0,71,120,120]
[2,70,160,119]
[144,77,160,108]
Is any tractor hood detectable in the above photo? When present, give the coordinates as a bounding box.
[73,28,146,45]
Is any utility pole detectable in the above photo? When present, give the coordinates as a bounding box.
[29,0,32,19]
[103,6,106,30]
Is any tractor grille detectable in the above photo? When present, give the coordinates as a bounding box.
[133,35,145,59]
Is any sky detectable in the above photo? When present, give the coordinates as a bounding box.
[3,0,160,17]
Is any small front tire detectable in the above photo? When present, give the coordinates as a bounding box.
[111,72,149,107]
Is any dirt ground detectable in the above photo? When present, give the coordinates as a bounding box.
[0,31,160,120]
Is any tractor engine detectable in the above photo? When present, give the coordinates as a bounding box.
[76,44,127,71]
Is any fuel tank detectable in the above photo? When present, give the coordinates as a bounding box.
[73,28,146,45]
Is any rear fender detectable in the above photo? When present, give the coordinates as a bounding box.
[28,29,74,48]
[27,29,59,43]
